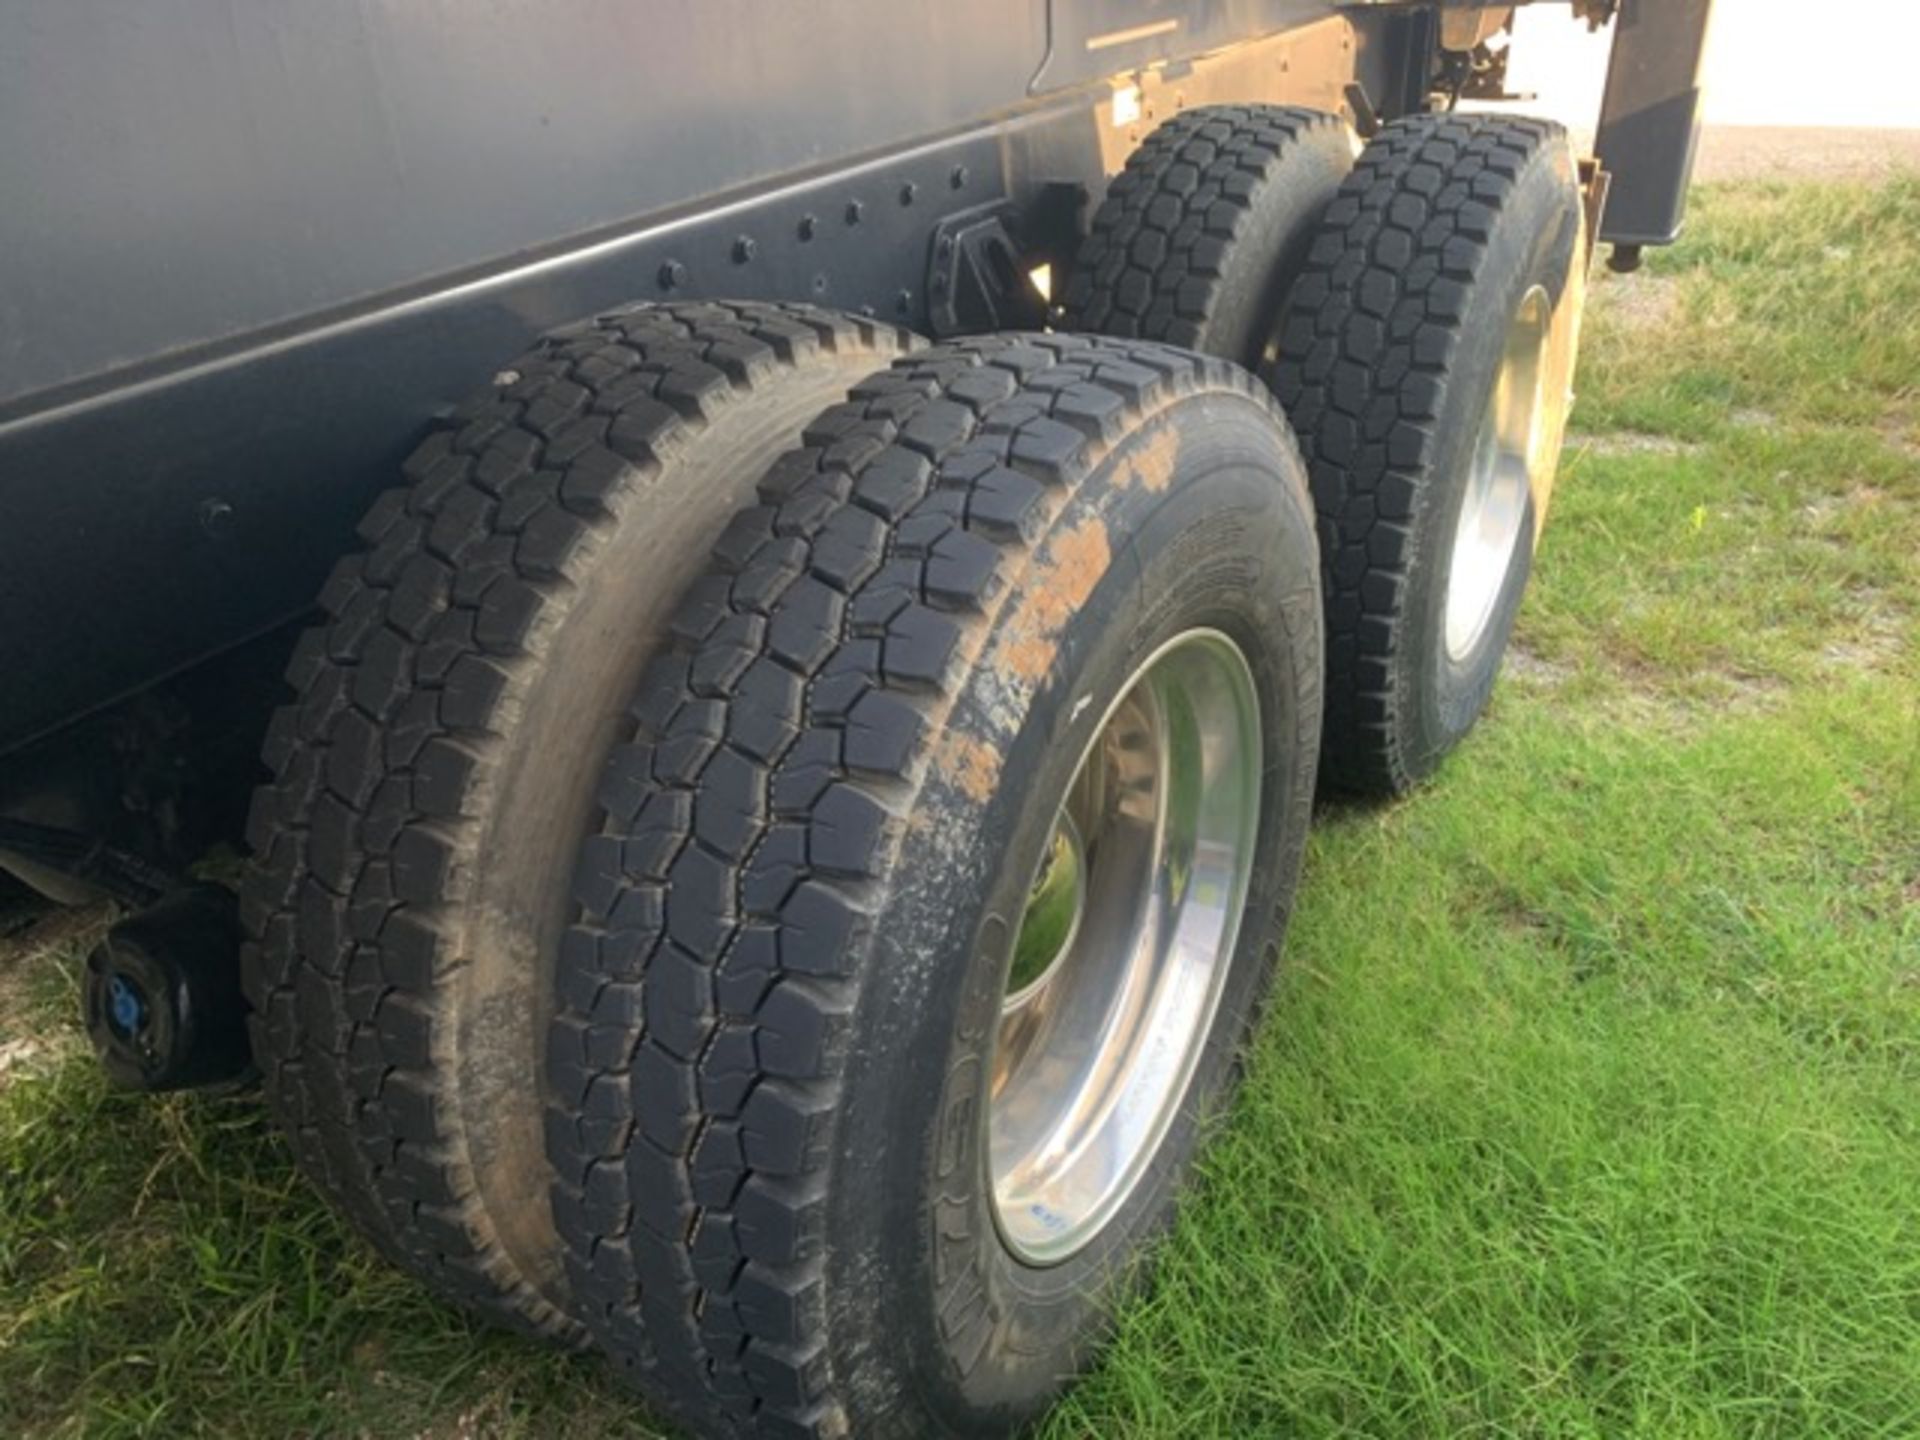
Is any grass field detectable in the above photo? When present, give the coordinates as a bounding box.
[3,177,1917,1439]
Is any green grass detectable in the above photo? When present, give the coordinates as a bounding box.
[4,177,1918,1438]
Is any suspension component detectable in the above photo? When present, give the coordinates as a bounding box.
[83,882,249,1091]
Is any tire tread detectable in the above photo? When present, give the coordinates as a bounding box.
[1269,114,1566,793]
[550,333,1300,1434]
[1061,103,1350,353]
[241,302,911,1338]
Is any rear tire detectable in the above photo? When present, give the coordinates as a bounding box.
[549,334,1323,1436]
[240,303,914,1337]
[1061,104,1353,369]
[1270,115,1586,794]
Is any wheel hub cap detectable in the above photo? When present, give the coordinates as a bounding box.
[988,629,1261,1265]
[1445,282,1553,661]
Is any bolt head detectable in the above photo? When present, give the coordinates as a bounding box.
[197,498,235,539]
[732,235,757,264]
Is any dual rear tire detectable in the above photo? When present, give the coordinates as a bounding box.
[1067,106,1585,794]
[1271,114,1586,792]
[241,103,1586,1440]
[244,321,1324,1434]
[550,336,1321,1434]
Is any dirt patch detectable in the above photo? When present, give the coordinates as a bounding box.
[1506,638,1791,734]
[1599,672,1788,736]
[1573,431,1702,459]
[1802,484,1890,529]
[1877,414,1920,463]
[1503,643,1573,689]
[1820,637,1903,673]
[1551,642,1792,735]
[1121,424,1179,494]
[1592,271,1680,336]
[992,515,1112,686]
[933,731,1003,805]
[1819,599,1909,675]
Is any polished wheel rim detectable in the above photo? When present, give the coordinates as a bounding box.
[1445,283,1555,661]
[988,629,1261,1266]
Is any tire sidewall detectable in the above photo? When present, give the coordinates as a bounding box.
[1202,122,1354,368]
[1402,138,1581,772]
[821,398,1322,1434]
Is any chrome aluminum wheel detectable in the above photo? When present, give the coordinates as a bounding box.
[988,629,1261,1265]
[1444,283,1555,661]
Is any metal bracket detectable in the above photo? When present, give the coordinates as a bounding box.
[1580,157,1612,266]
[925,202,1048,339]
[1438,38,1534,104]
[1595,0,1714,249]
[1343,81,1382,139]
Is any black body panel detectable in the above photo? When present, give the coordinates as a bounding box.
[0,0,1421,757]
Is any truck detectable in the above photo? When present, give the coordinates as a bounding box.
[0,3,1712,1434]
